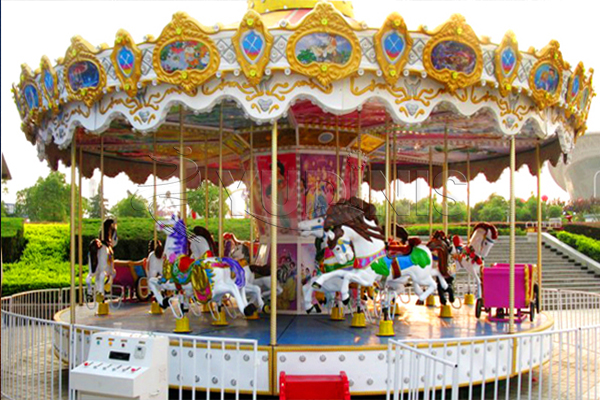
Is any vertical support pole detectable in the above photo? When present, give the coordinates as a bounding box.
[429,146,433,237]
[509,136,516,333]
[218,105,224,258]
[153,132,158,246]
[368,162,372,204]
[391,126,396,233]
[385,126,391,241]
[467,151,471,239]
[536,142,542,310]
[357,111,362,199]
[179,107,187,225]
[336,116,340,202]
[78,147,83,306]
[70,138,77,324]
[443,127,449,234]
[100,136,105,237]
[205,134,209,229]
[270,120,278,346]
[249,126,255,264]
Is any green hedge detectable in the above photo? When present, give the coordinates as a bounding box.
[1,218,26,263]
[556,231,600,262]
[404,224,525,237]
[562,223,600,241]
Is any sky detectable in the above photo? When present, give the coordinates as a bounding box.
[2,0,598,215]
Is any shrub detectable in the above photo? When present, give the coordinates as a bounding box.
[1,218,26,262]
[562,223,600,241]
[404,224,525,237]
[556,231,600,262]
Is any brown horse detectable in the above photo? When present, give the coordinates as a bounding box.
[427,230,455,305]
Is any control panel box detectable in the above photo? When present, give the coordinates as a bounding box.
[70,331,168,400]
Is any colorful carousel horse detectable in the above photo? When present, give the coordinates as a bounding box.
[147,216,256,325]
[426,231,456,306]
[451,222,498,298]
[86,218,121,312]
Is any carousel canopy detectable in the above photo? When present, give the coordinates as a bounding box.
[12,0,595,189]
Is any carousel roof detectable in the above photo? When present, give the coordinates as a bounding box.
[12,0,595,188]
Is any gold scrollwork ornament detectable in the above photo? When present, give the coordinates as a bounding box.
[40,55,60,111]
[494,31,521,97]
[286,2,361,86]
[152,12,220,95]
[422,14,483,93]
[528,40,568,110]
[232,10,273,86]
[19,64,42,123]
[63,36,107,107]
[374,13,413,86]
[111,29,143,97]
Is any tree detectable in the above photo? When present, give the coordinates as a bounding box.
[187,181,230,219]
[88,184,107,218]
[14,171,86,222]
[472,194,507,222]
[110,192,149,218]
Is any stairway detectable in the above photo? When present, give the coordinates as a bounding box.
[454,236,600,293]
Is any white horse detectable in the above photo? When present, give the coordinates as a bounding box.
[85,218,118,304]
[451,223,498,298]
[147,216,256,319]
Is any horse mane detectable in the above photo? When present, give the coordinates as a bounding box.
[99,218,115,246]
[88,239,100,274]
[324,198,385,249]
[168,218,189,256]
[472,222,498,239]
[148,239,164,259]
[192,226,218,255]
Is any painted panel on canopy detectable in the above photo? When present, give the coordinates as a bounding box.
[295,33,352,65]
[43,70,55,95]
[159,40,211,73]
[23,84,39,109]
[570,75,581,100]
[241,30,265,64]
[382,30,406,63]
[533,63,560,94]
[579,87,590,110]
[300,154,337,220]
[500,46,517,77]
[68,61,100,91]
[117,46,136,77]
[431,40,477,74]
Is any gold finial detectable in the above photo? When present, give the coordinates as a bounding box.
[247,0,354,18]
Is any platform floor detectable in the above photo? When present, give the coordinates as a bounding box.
[58,298,552,347]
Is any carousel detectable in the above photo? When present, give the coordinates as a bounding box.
[12,0,594,395]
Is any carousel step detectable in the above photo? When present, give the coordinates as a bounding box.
[279,372,350,400]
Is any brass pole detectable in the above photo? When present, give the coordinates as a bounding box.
[357,111,362,198]
[78,147,83,306]
[467,151,471,239]
[70,138,77,324]
[270,120,278,346]
[509,136,516,333]
[429,146,433,237]
[179,107,187,225]
[392,126,396,233]
[218,105,224,258]
[336,116,340,202]
[536,142,542,310]
[443,127,449,233]
[153,132,158,246]
[368,162,372,204]
[385,126,391,241]
[100,136,105,238]
[249,126,254,264]
[205,134,209,229]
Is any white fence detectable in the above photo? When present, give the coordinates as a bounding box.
[1,288,260,400]
[386,289,600,400]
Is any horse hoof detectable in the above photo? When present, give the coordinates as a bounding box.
[415,299,424,306]
[314,304,322,314]
[312,282,322,290]
[244,303,257,317]
[342,297,350,306]
[160,298,170,309]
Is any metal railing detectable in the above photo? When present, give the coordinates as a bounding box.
[1,288,260,400]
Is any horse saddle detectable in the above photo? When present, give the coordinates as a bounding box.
[177,256,195,274]
[388,237,422,256]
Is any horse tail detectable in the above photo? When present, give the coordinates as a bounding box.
[222,257,245,289]
[88,240,99,274]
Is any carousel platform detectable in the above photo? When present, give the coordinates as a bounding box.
[55,300,552,346]
[54,298,553,396]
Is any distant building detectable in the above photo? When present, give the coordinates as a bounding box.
[549,132,600,200]
[4,203,15,215]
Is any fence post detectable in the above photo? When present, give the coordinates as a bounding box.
[451,364,459,400]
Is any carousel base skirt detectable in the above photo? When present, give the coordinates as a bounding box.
[55,296,553,396]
